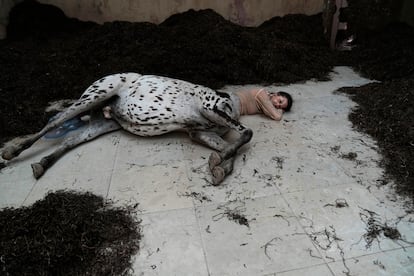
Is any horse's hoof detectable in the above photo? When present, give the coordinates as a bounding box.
[1,147,17,160]
[208,152,222,171]
[211,166,225,185]
[31,163,45,179]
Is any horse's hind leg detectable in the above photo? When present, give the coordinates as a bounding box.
[31,115,121,179]
[1,75,122,161]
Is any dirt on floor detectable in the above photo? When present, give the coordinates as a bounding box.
[0,2,413,200]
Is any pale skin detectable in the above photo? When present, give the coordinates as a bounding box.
[236,88,288,121]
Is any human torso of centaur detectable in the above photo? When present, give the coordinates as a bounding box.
[98,73,241,136]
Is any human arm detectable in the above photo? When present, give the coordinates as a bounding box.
[254,89,284,121]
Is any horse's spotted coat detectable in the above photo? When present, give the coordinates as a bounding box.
[2,73,253,184]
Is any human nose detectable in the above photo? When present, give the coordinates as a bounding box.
[275,100,281,108]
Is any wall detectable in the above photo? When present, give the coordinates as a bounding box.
[0,0,21,38]
[0,0,325,39]
[400,0,414,27]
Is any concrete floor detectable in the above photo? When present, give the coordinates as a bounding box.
[1,67,413,275]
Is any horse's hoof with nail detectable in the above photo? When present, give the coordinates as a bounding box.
[211,166,225,185]
[31,163,45,179]
[1,147,17,160]
[208,151,222,170]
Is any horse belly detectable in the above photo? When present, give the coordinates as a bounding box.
[111,88,208,136]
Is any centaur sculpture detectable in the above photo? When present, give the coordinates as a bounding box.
[1,73,292,185]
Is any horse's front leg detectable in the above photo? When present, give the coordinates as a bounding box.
[196,107,253,184]
[206,128,252,185]
[189,130,236,185]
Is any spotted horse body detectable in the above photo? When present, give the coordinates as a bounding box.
[2,73,253,184]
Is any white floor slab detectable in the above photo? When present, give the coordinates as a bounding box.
[195,195,325,275]
[1,67,413,276]
[23,132,122,205]
[284,184,407,262]
[268,264,334,276]
[108,160,194,213]
[328,247,414,276]
[131,208,209,275]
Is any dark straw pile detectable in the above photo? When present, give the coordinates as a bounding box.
[0,190,141,275]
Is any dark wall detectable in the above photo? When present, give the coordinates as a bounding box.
[400,0,414,27]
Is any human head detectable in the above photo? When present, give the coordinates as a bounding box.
[270,91,293,112]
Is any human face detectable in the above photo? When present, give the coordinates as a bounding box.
[270,94,288,110]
